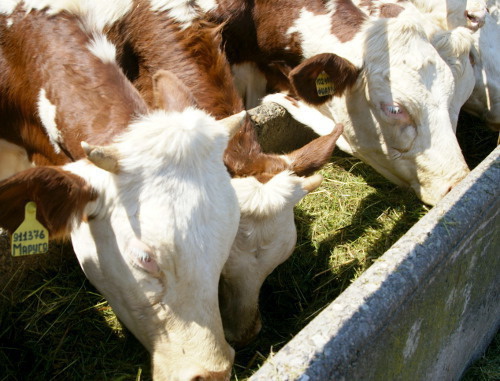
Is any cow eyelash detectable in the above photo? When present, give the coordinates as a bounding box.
[387,105,403,114]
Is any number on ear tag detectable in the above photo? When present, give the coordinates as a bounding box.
[316,71,335,97]
[11,202,49,256]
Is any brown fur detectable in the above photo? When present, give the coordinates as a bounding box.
[287,123,344,176]
[379,3,405,18]
[0,167,96,239]
[0,7,147,164]
[152,70,198,111]
[224,117,342,182]
[289,53,360,105]
[107,1,244,120]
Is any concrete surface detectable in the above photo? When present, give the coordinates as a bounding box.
[249,145,499,381]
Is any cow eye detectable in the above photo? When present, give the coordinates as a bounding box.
[387,105,402,114]
[381,102,411,124]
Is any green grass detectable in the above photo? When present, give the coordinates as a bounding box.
[0,113,497,380]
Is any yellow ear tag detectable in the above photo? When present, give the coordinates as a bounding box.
[316,71,336,97]
[11,202,49,256]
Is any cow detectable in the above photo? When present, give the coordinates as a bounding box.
[102,0,352,346]
[401,0,488,30]
[463,0,500,131]
[0,2,248,380]
[204,0,476,206]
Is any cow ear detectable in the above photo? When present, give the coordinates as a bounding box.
[0,167,96,239]
[152,69,198,111]
[286,123,344,176]
[289,53,359,105]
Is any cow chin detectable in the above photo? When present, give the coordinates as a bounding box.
[152,342,234,381]
[411,174,468,206]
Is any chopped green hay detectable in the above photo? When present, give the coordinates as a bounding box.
[0,112,497,380]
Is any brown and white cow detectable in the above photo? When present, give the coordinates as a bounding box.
[102,0,351,346]
[204,0,476,205]
[0,3,246,380]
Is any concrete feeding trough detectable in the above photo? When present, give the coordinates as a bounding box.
[246,103,500,381]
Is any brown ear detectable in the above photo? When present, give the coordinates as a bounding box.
[286,123,344,176]
[0,167,96,239]
[289,53,359,105]
[152,69,198,111]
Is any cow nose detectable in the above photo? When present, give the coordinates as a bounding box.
[187,369,231,381]
[465,9,487,30]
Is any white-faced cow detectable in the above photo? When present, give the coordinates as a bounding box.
[205,0,477,205]
[401,0,488,30]
[102,0,351,346]
[0,2,248,380]
[464,0,500,130]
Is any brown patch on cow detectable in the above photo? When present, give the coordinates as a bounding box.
[224,120,289,182]
[289,53,360,105]
[152,70,198,111]
[287,123,344,176]
[0,8,147,164]
[0,167,97,239]
[330,0,368,42]
[108,4,244,119]
[378,3,405,18]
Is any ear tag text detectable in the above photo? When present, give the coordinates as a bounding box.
[316,71,336,97]
[11,202,49,256]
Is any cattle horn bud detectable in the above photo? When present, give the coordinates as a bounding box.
[219,110,247,138]
[81,141,120,173]
[302,174,323,192]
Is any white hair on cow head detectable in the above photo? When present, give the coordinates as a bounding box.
[230,170,310,218]
[114,108,230,172]
[431,27,474,74]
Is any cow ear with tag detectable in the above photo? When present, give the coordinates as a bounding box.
[289,53,360,105]
[152,69,198,112]
[0,167,96,240]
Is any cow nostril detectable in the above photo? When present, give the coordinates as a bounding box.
[191,377,204,381]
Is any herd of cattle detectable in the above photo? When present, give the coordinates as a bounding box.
[0,0,497,380]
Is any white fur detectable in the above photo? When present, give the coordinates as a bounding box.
[87,33,116,63]
[149,0,217,29]
[463,0,500,128]
[262,93,337,136]
[404,0,488,30]
[63,107,239,378]
[37,88,62,154]
[0,140,33,181]
[287,8,364,67]
[0,0,17,14]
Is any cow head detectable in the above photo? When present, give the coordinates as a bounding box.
[0,72,245,381]
[219,122,343,346]
[279,11,474,206]
[404,0,488,31]
[464,3,500,131]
